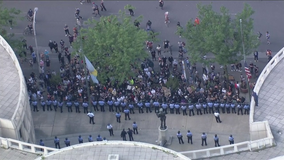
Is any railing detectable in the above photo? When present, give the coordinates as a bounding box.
[0,137,58,155]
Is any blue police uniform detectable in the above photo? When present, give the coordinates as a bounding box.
[116,112,121,123]
[220,103,225,113]
[32,101,39,112]
[202,103,208,114]
[58,101,64,113]
[145,102,152,113]
[114,101,121,112]
[207,102,213,114]
[92,100,99,111]
[214,102,220,113]
[74,101,80,113]
[162,103,168,113]
[82,102,88,113]
[53,100,58,112]
[129,103,135,114]
[153,101,160,113]
[244,104,249,115]
[66,101,72,112]
[237,104,243,115]
[225,103,231,113]
[231,103,236,113]
[98,100,105,112]
[137,102,144,113]
[107,100,114,112]
[169,103,174,114]
[188,104,195,116]
[181,105,187,115]
[46,100,52,111]
[174,104,180,114]
[41,101,46,111]
[64,138,70,147]
[196,103,202,115]
[124,109,131,120]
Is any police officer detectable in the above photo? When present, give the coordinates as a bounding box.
[207,101,214,114]
[196,103,202,115]
[121,101,127,110]
[124,108,131,120]
[244,104,249,115]
[53,99,58,112]
[201,132,207,146]
[161,102,168,114]
[133,122,138,134]
[225,103,231,114]
[177,131,184,144]
[46,99,52,111]
[214,102,220,113]
[188,103,195,116]
[41,100,46,112]
[64,138,70,147]
[129,103,135,114]
[92,100,99,111]
[88,135,93,142]
[127,128,134,141]
[214,134,220,147]
[220,102,225,114]
[202,103,208,114]
[237,103,243,115]
[169,102,174,114]
[145,101,152,113]
[66,100,73,112]
[74,100,81,113]
[107,123,114,136]
[98,100,105,112]
[121,129,127,141]
[137,101,144,113]
[114,100,121,112]
[153,100,160,113]
[78,135,83,143]
[181,105,187,115]
[39,139,44,146]
[107,99,114,112]
[187,130,193,144]
[32,100,39,112]
[87,111,95,124]
[116,112,121,123]
[174,103,180,114]
[58,101,64,113]
[82,101,88,113]
[54,136,60,149]
[231,103,236,114]
[229,135,234,144]
[96,135,103,141]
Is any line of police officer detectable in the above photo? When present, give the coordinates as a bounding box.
[31,98,250,116]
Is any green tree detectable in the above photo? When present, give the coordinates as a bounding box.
[179,3,259,78]
[72,9,150,84]
[0,1,22,52]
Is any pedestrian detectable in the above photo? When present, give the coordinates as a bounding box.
[153,100,160,113]
[58,101,64,113]
[214,102,220,113]
[64,24,70,36]
[53,41,58,53]
[92,99,99,111]
[220,102,225,114]
[78,135,83,144]
[114,100,121,112]
[46,99,52,111]
[128,8,134,16]
[116,112,121,123]
[92,2,101,17]
[54,136,60,149]
[127,128,134,141]
[124,108,131,120]
[74,100,81,113]
[207,102,214,114]
[133,122,138,134]
[177,131,184,144]
[107,124,114,136]
[214,110,222,123]
[121,129,127,141]
[201,133,207,146]
[129,103,135,114]
[39,139,44,146]
[66,100,73,112]
[225,103,230,114]
[137,101,144,113]
[254,51,258,62]
[87,111,95,124]
[100,0,107,11]
[64,138,70,147]
[169,102,174,114]
[214,134,220,147]
[96,135,103,141]
[52,100,58,112]
[266,31,270,44]
[187,130,193,144]
[103,137,107,141]
[48,40,54,52]
[229,135,234,144]
[98,99,105,112]
[88,135,93,142]
[196,103,202,115]
[253,91,258,107]
[231,103,236,114]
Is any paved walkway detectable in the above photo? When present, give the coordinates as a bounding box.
[211,58,284,160]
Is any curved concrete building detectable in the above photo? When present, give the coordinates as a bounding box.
[0,35,35,143]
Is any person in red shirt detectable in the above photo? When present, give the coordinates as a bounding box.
[194,17,200,26]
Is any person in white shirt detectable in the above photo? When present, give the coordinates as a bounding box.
[214,111,222,123]
[107,124,114,136]
[87,112,95,124]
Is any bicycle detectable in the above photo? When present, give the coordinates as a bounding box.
[23,27,33,35]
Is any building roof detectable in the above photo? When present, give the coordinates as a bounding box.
[38,141,190,160]
[0,36,24,121]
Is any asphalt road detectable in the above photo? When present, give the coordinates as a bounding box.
[1,0,283,152]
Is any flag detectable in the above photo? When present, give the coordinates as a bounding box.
[244,61,251,82]
[84,56,99,84]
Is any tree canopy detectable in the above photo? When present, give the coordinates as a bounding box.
[0,1,22,51]
[179,3,259,66]
[73,10,150,84]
